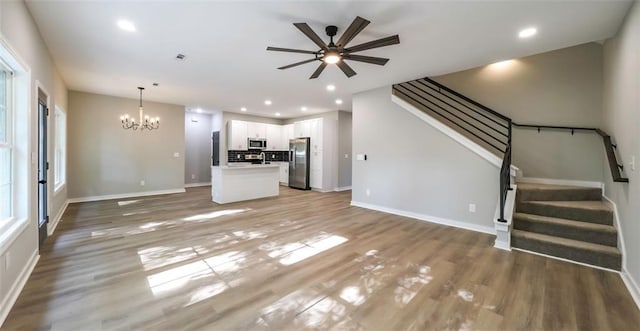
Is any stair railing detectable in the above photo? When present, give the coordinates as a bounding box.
[392,77,629,224]
[392,77,513,223]
[511,124,628,183]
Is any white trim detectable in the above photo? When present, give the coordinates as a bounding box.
[47,199,69,235]
[621,268,640,311]
[493,184,517,251]
[512,247,620,273]
[53,182,66,193]
[517,177,604,190]
[0,217,28,256]
[184,182,211,188]
[334,186,352,192]
[68,188,186,203]
[602,195,627,278]
[0,250,39,327]
[350,200,495,235]
[391,94,518,176]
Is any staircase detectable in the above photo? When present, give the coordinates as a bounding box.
[512,183,621,270]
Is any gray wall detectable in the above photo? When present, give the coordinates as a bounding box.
[602,1,640,292]
[434,43,605,181]
[0,0,68,323]
[353,86,499,231]
[185,112,213,185]
[68,91,185,198]
[338,111,352,188]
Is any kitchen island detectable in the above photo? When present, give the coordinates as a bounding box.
[211,164,280,204]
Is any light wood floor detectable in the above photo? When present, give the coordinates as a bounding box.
[3,187,640,330]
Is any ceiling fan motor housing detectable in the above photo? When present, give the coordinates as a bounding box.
[326,25,338,37]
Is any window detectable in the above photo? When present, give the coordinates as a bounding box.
[54,106,66,190]
[0,60,12,222]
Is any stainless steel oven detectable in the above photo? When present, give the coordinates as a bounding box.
[248,138,267,150]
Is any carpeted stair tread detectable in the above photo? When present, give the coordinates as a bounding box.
[513,212,617,246]
[516,183,602,201]
[511,229,621,270]
[517,200,613,225]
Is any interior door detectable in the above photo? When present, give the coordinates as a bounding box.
[38,94,49,247]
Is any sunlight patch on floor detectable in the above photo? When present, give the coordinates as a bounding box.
[279,235,348,266]
[182,208,249,222]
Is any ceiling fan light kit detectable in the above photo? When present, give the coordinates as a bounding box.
[267,16,400,79]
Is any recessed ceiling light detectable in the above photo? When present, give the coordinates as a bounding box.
[264,100,272,106]
[301,107,307,111]
[518,27,537,39]
[326,84,336,91]
[117,20,136,32]
[240,107,247,112]
[195,108,203,113]
[489,60,515,69]
[275,112,281,117]
[335,99,343,105]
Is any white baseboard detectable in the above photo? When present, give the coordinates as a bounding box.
[184,182,211,188]
[350,200,495,235]
[47,200,69,236]
[334,186,352,192]
[517,177,603,189]
[602,195,627,277]
[621,268,640,311]
[68,188,186,203]
[0,250,39,327]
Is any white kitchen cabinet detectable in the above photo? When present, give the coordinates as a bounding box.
[247,122,267,139]
[282,124,294,149]
[310,148,323,189]
[227,120,248,150]
[309,118,323,152]
[294,120,311,138]
[266,124,283,150]
[278,162,289,184]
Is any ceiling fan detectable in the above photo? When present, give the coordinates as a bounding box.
[267,16,400,79]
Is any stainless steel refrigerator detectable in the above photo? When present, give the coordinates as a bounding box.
[289,137,310,190]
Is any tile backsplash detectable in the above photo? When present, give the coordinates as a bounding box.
[228,150,289,163]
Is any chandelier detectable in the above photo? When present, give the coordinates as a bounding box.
[120,87,159,131]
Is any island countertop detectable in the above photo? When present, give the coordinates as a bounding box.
[219,163,281,169]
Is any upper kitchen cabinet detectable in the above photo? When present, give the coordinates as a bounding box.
[294,120,311,138]
[282,124,294,148]
[228,120,248,150]
[266,124,283,150]
[247,122,267,139]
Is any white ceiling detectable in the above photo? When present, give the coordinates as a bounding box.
[26,0,631,119]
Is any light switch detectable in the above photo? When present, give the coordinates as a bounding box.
[345,154,349,159]
[631,156,636,171]
[173,152,180,158]
[356,154,365,161]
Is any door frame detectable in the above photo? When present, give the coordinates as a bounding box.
[35,81,51,247]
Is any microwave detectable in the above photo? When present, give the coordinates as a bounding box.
[248,138,267,150]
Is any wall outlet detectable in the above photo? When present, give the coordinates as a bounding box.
[191,174,196,180]
[272,154,275,159]
[366,189,371,196]
[631,156,636,171]
[469,204,476,213]
[140,180,145,186]
[345,154,349,158]
[237,154,241,159]
[5,252,9,270]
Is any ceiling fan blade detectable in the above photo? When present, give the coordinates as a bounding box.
[293,22,328,50]
[344,35,400,53]
[277,58,318,70]
[309,63,328,79]
[336,16,370,48]
[343,54,389,66]
[267,46,318,55]
[336,61,357,78]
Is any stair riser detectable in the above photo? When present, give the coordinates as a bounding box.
[513,218,617,247]
[517,188,602,202]
[512,236,621,270]
[518,203,613,225]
